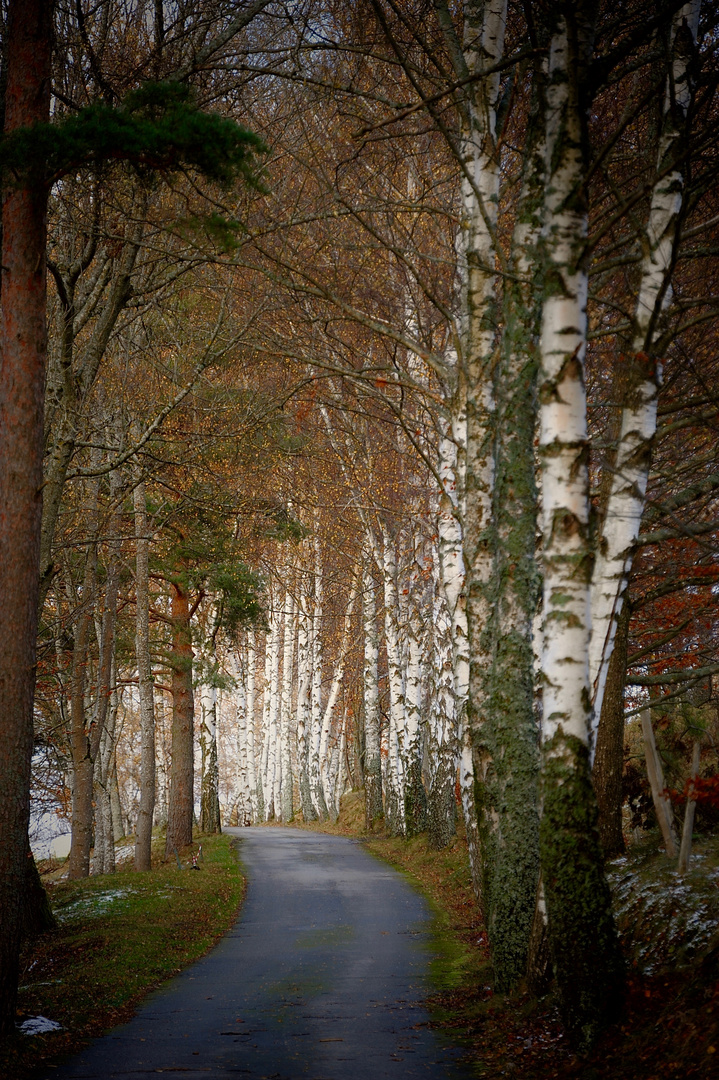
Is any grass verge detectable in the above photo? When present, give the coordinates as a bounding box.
[304,793,719,1079]
[2,831,244,1080]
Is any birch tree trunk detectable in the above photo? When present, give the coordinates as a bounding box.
[589,2,701,735]
[381,527,406,834]
[309,534,328,819]
[232,650,252,826]
[455,0,505,910]
[478,43,546,989]
[280,591,296,823]
[296,588,316,821]
[266,601,283,820]
[260,625,273,819]
[362,559,383,829]
[246,629,260,821]
[319,578,359,819]
[403,547,428,837]
[200,682,221,833]
[154,691,169,827]
[437,408,480,885]
[134,478,156,871]
[537,4,623,1050]
[427,576,457,851]
[271,609,284,820]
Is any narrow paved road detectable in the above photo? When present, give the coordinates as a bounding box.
[45,827,469,1079]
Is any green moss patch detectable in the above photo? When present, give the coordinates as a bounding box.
[2,832,244,1079]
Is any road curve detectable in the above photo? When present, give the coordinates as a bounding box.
[45,827,469,1079]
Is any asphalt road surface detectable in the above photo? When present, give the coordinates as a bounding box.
[44,827,470,1079]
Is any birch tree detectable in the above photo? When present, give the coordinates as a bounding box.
[134,477,156,871]
[536,3,623,1047]
[362,558,384,828]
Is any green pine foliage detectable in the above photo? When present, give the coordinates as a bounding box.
[0,81,266,189]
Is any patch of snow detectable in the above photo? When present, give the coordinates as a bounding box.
[56,887,135,922]
[18,1016,63,1035]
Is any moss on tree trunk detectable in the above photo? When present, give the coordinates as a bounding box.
[540,731,624,1051]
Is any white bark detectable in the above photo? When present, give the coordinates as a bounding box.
[309,530,327,817]
[437,413,477,862]
[296,586,314,820]
[246,629,258,820]
[538,14,592,750]
[280,590,296,822]
[199,680,220,832]
[362,557,382,824]
[460,0,505,655]
[427,562,458,849]
[319,576,359,816]
[381,526,406,829]
[232,650,252,826]
[267,602,282,819]
[589,3,701,745]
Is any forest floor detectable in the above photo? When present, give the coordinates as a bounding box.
[1,831,245,1080]
[299,792,719,1079]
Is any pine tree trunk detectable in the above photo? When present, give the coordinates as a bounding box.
[22,843,57,938]
[134,479,156,870]
[0,3,52,1031]
[165,579,195,855]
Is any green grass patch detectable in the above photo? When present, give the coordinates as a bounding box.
[3,831,244,1079]
[308,793,719,1078]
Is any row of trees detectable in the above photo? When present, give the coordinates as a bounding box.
[2,0,719,1054]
